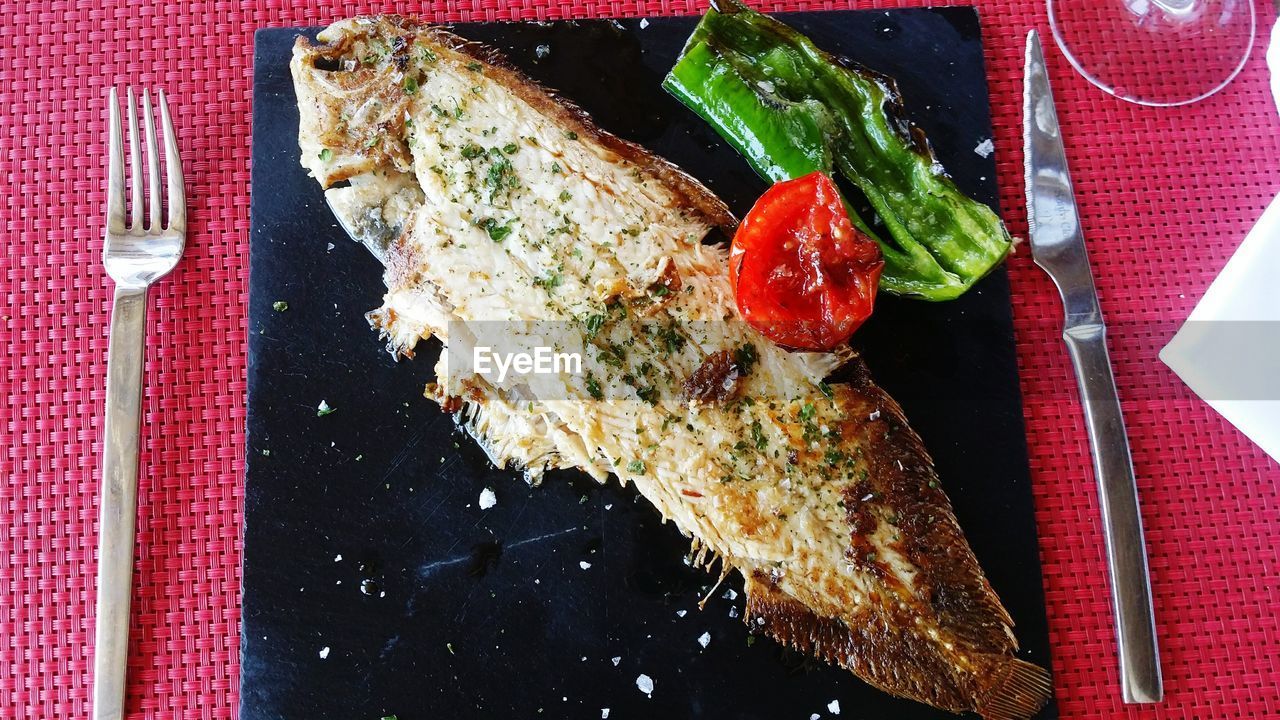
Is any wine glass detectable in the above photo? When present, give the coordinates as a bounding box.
[1048,0,1257,106]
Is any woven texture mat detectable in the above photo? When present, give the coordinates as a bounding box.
[2,1,1278,718]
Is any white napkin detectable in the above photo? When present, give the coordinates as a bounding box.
[1158,21,1280,463]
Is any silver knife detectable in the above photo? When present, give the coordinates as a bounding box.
[1023,30,1163,705]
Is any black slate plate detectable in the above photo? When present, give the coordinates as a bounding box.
[244,11,1056,720]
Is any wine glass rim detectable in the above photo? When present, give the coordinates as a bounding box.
[1046,0,1258,108]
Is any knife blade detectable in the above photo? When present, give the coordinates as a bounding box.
[1023,30,1163,704]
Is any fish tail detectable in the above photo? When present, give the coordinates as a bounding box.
[974,655,1053,720]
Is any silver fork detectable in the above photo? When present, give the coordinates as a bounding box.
[94,87,185,720]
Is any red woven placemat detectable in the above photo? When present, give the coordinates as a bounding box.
[1,1,1277,718]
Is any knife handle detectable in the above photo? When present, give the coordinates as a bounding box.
[1062,323,1163,704]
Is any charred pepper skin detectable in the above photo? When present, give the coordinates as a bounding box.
[663,0,1013,301]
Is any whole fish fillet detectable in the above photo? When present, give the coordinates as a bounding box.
[291,17,1052,719]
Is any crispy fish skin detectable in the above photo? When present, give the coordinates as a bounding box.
[292,17,1051,719]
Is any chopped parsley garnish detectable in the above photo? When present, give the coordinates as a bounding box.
[585,373,603,400]
[417,45,437,63]
[558,190,572,202]
[654,323,685,355]
[317,148,332,162]
[466,61,483,72]
[626,459,646,474]
[798,402,816,421]
[635,385,658,405]
[271,301,288,312]
[460,143,485,159]
[818,381,833,398]
[583,313,606,339]
[733,343,758,375]
[402,75,418,94]
[598,343,626,367]
[501,142,518,154]
[476,218,511,242]
[534,273,562,291]
[565,130,578,140]
[550,162,562,174]
[485,154,519,198]
[750,420,767,451]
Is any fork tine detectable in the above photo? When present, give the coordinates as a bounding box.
[126,88,143,231]
[141,89,161,232]
[106,88,125,233]
[158,90,185,234]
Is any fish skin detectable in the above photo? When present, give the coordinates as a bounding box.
[292,17,1052,719]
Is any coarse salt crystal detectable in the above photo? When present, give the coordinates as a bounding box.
[810,715,821,720]
[479,488,497,510]
[636,674,654,697]
[638,18,649,28]
[318,646,330,659]
[828,700,841,715]
[580,561,592,570]
[973,138,995,158]
[869,409,881,421]
[334,554,342,562]
[611,656,622,666]
[601,710,610,719]
[697,632,711,648]
[722,589,738,600]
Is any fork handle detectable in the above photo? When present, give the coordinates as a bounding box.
[93,284,148,720]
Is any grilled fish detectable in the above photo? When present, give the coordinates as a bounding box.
[292,17,1052,719]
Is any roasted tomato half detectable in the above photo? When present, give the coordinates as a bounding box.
[729,171,883,351]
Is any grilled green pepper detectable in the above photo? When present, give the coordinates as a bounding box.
[663,0,1012,300]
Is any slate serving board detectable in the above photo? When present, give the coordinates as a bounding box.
[244,10,1056,720]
